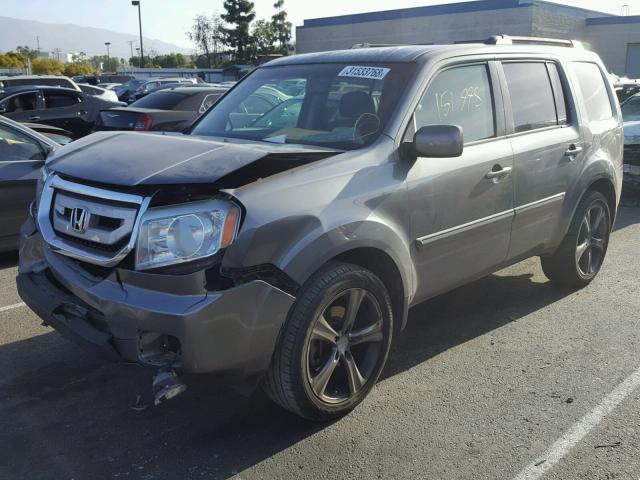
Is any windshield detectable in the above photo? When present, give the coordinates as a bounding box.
[116,79,145,94]
[190,62,415,149]
[622,95,640,122]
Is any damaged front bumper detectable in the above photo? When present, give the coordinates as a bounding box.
[16,217,295,380]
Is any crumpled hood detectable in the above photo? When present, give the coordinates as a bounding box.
[624,121,640,145]
[46,131,336,186]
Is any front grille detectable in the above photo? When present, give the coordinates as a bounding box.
[55,231,129,253]
[38,175,149,267]
[624,144,640,167]
[52,190,138,249]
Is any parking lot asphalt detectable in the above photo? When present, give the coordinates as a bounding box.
[1,207,639,480]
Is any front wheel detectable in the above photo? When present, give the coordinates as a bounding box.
[541,190,611,288]
[263,262,393,421]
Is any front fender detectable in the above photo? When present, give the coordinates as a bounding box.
[222,216,416,305]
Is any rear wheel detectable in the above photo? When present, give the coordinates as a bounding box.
[263,262,393,421]
[541,190,611,287]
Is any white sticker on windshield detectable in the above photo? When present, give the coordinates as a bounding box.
[337,66,390,80]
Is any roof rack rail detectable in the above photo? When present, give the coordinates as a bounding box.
[486,34,583,49]
[350,43,408,49]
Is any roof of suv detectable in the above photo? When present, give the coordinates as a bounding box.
[266,41,598,67]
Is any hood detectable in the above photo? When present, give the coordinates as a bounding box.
[624,121,640,145]
[46,131,337,187]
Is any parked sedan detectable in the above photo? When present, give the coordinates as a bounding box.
[115,79,148,103]
[96,86,227,132]
[131,78,198,102]
[0,116,56,252]
[0,86,123,138]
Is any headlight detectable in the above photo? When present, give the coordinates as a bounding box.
[33,166,51,217]
[135,199,240,271]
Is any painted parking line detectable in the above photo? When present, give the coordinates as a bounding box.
[512,365,640,480]
[0,302,26,313]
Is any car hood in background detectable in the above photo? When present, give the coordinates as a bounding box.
[624,121,640,145]
[46,131,338,186]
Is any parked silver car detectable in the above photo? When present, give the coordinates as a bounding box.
[17,35,623,420]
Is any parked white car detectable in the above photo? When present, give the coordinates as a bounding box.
[78,83,120,103]
[97,83,122,91]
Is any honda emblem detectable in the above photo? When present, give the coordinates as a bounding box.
[70,207,90,233]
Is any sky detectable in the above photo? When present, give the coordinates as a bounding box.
[2,0,639,50]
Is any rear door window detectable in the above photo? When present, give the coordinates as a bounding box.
[502,62,559,133]
[572,62,614,122]
[415,63,496,143]
[44,92,82,109]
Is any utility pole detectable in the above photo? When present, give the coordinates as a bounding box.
[127,40,135,65]
[131,1,144,68]
[105,42,111,72]
[54,48,61,61]
[36,36,40,54]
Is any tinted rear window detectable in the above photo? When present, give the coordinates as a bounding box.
[572,62,613,122]
[503,62,558,133]
[130,91,189,110]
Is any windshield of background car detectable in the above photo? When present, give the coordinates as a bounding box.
[190,62,415,149]
[622,95,640,122]
[116,79,145,94]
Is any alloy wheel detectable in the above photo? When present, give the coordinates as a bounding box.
[575,202,609,278]
[305,288,385,404]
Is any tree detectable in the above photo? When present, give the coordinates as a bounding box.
[221,0,256,64]
[89,55,120,73]
[64,61,95,77]
[271,0,292,53]
[16,45,39,61]
[187,15,214,68]
[31,57,65,75]
[0,52,26,68]
[249,19,276,62]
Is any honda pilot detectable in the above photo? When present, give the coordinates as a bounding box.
[17,35,623,420]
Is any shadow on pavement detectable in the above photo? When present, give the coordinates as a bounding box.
[0,268,574,480]
[0,250,18,270]
[613,205,640,232]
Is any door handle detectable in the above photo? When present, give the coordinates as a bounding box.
[77,110,88,116]
[28,115,40,121]
[564,145,583,158]
[485,166,512,179]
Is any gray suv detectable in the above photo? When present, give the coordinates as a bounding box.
[17,36,623,420]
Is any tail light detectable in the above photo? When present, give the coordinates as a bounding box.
[134,113,152,131]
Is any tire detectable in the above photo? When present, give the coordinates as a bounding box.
[541,190,611,288]
[263,262,393,421]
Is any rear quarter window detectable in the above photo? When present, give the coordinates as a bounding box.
[572,62,614,122]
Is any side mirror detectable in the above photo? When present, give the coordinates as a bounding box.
[414,125,463,158]
[0,105,6,114]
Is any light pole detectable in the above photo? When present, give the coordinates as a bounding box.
[127,40,135,66]
[104,42,111,72]
[131,1,144,68]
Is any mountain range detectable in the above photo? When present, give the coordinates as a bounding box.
[0,16,192,59]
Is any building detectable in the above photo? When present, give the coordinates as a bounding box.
[296,0,640,77]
